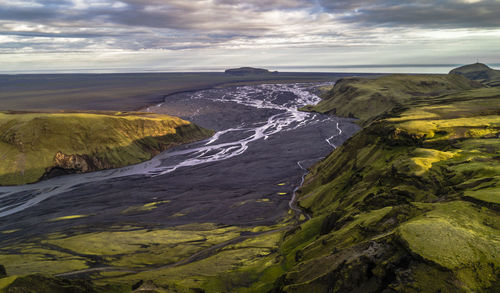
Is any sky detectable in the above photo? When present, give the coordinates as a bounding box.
[1,0,500,73]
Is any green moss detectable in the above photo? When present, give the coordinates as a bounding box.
[399,201,499,290]
[44,226,241,257]
[48,214,89,222]
[100,231,284,292]
[465,188,500,204]
[0,252,88,276]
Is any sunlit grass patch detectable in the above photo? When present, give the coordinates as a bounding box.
[0,276,18,291]
[121,200,170,214]
[465,188,500,204]
[256,198,271,202]
[395,115,500,140]
[1,229,20,234]
[0,249,88,276]
[410,148,456,176]
[101,231,284,292]
[49,214,88,222]
[387,108,441,122]
[44,226,241,256]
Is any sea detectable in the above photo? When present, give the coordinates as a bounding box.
[2,64,499,75]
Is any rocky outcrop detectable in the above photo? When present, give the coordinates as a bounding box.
[42,152,114,179]
[53,152,99,173]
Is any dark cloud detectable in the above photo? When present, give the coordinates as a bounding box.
[0,6,57,22]
[319,0,500,28]
[0,0,499,56]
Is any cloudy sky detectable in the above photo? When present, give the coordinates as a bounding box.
[1,0,500,73]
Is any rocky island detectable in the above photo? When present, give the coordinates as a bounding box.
[224,67,275,75]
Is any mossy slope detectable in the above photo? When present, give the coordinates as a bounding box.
[271,72,500,292]
[0,111,213,185]
[302,74,481,124]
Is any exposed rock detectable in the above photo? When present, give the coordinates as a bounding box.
[53,152,94,173]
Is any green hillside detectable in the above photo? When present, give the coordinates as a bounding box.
[302,74,481,124]
[0,111,213,185]
[271,75,500,292]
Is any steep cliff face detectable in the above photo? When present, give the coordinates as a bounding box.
[271,74,500,292]
[0,111,213,185]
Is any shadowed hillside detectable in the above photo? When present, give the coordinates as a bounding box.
[450,63,500,87]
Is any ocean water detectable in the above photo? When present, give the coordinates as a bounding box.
[3,64,499,74]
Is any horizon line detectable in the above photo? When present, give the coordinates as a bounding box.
[1,63,499,75]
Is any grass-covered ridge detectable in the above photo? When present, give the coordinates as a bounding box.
[270,72,500,292]
[0,111,213,185]
[302,73,481,124]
